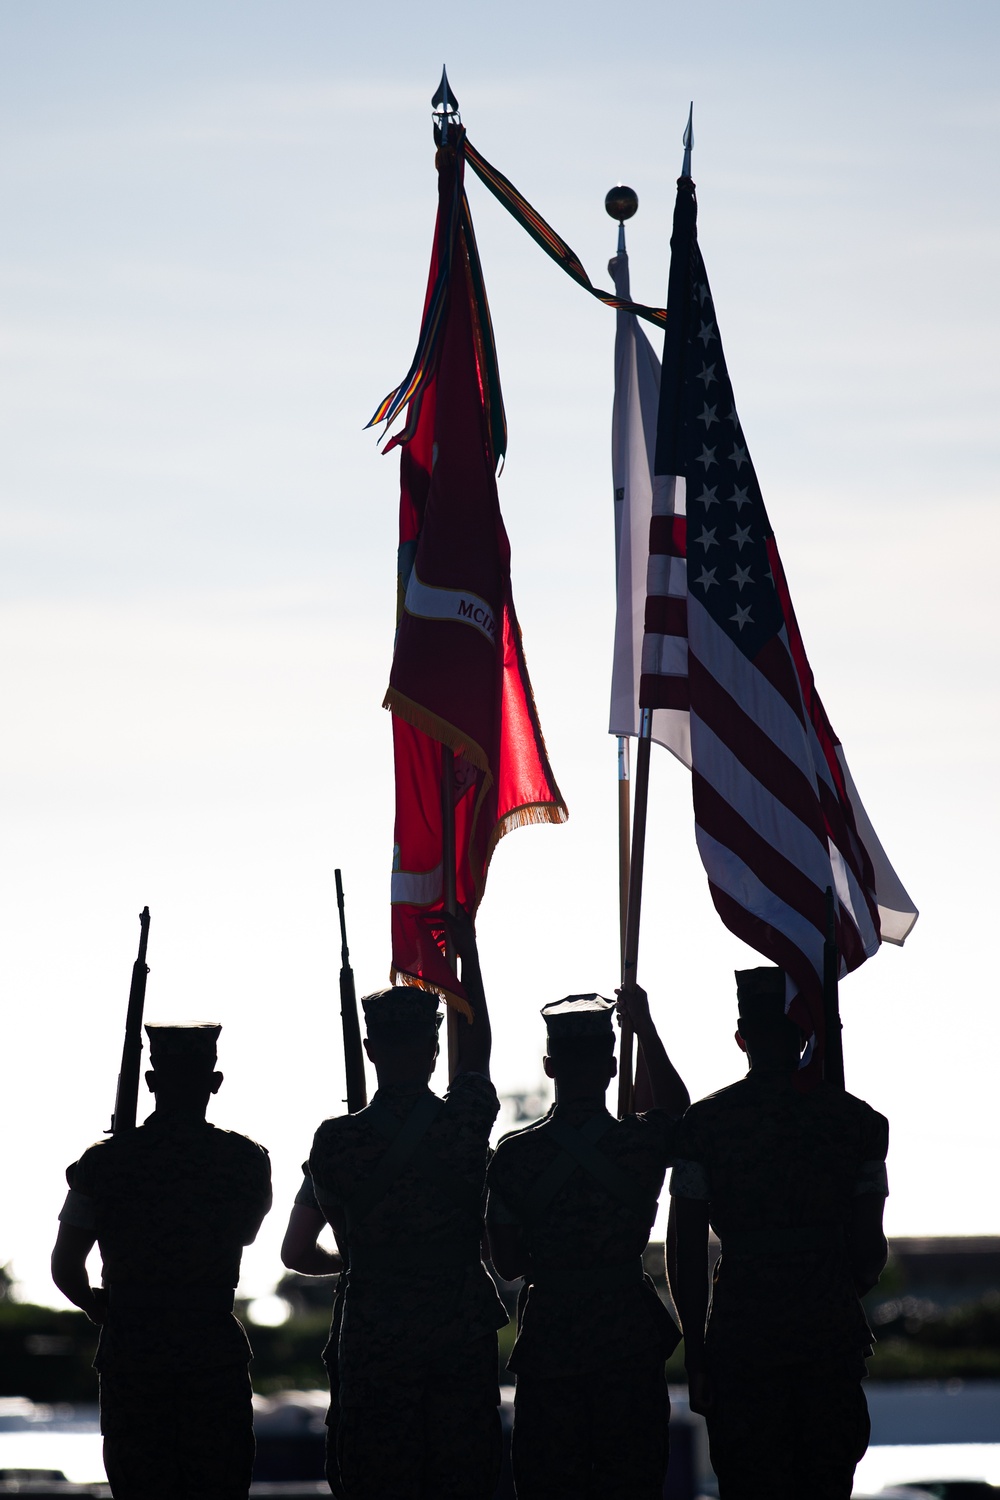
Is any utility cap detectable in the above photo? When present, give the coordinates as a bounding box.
[541,994,616,1039]
[735,967,788,1027]
[362,986,442,1037]
[145,1022,221,1068]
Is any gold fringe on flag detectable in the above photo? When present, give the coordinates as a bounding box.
[383,688,491,776]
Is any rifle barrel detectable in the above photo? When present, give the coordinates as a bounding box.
[335,871,367,1113]
[111,906,151,1135]
[335,868,350,966]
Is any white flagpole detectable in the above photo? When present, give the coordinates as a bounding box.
[608,118,691,1115]
[606,185,641,1114]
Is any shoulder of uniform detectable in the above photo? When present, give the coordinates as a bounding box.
[66,1137,112,1179]
[312,1111,353,1137]
[209,1125,270,1159]
[842,1090,886,1119]
[448,1069,495,1090]
[310,1113,356,1155]
[491,1122,548,1152]
[687,1080,746,1114]
[820,1087,886,1123]
[67,1131,141,1190]
[628,1107,680,1127]
[75,1136,115,1161]
[842,1093,890,1148]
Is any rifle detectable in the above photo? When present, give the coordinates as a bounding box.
[335,870,368,1113]
[110,907,151,1134]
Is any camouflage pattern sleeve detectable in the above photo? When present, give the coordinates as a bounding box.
[67,1143,104,1197]
[58,1189,97,1230]
[668,1105,712,1200]
[484,1139,521,1228]
[631,1108,681,1167]
[443,1069,501,1133]
[294,1161,321,1212]
[854,1104,889,1196]
[669,1157,711,1200]
[60,1151,100,1229]
[231,1135,272,1245]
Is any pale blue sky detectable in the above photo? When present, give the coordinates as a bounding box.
[2,2,998,1304]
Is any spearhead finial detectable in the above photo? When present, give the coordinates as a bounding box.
[605,184,638,255]
[681,102,694,178]
[432,66,461,145]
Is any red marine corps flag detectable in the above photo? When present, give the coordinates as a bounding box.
[369,98,567,1014]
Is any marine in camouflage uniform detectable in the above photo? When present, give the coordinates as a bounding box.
[51,1023,272,1500]
[485,987,689,1500]
[671,967,889,1500]
[282,910,506,1500]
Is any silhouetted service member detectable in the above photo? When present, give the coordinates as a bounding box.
[281,913,506,1500]
[486,987,689,1500]
[671,967,889,1500]
[51,1023,272,1500]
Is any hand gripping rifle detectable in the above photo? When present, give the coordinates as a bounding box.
[110,907,151,1135]
[335,871,367,1113]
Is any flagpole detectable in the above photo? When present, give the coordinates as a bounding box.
[618,710,652,1115]
[617,737,631,967]
[615,110,696,1115]
[607,189,638,970]
[606,183,642,1116]
[431,67,463,1081]
[440,745,460,1079]
[823,885,845,1088]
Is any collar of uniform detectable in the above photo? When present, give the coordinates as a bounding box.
[550,1100,614,1125]
[743,1069,798,1094]
[143,1110,212,1132]
[371,1083,435,1114]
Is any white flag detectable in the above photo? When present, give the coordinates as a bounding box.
[608,249,691,764]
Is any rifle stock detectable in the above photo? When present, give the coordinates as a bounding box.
[110,907,151,1134]
[335,870,367,1113]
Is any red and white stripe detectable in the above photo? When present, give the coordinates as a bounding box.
[640,468,914,1008]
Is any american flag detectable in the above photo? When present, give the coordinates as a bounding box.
[636,173,916,1046]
